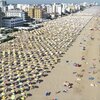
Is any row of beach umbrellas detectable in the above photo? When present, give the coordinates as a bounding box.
[0,15,92,100]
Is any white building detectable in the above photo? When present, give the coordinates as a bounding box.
[66,4,80,13]
[41,4,46,9]
[2,6,8,12]
[0,0,7,12]
[8,4,16,10]
[62,3,68,13]
[75,4,81,11]
[56,4,62,15]
[16,4,30,12]
[82,2,88,7]
[0,0,7,7]
[2,17,24,28]
[6,9,26,21]
[46,3,68,15]
[51,3,63,16]
[52,3,56,13]
[46,5,53,14]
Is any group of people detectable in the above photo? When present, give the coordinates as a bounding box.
[0,15,92,100]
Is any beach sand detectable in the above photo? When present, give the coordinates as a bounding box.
[0,7,100,100]
[28,16,100,100]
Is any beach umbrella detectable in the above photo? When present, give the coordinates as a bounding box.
[1,87,5,91]
[26,80,30,84]
[21,92,25,96]
[10,84,14,87]
[11,89,15,93]
[20,87,24,91]
[20,97,25,100]
[1,96,6,100]
[77,78,81,81]
[19,82,23,86]
[1,92,5,96]
[11,94,16,100]
[1,82,4,85]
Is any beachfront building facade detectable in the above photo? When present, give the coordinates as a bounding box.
[34,7,43,19]
[16,4,30,12]
[0,0,8,13]
[46,5,53,14]
[8,4,16,10]
[52,3,56,14]
[6,9,27,21]
[2,17,24,28]
[46,3,63,17]
[0,0,7,7]
[66,4,81,13]
[56,4,62,15]
[28,7,34,19]
[62,3,68,14]
[27,6,50,20]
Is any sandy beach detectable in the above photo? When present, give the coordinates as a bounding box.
[28,8,100,100]
[0,6,100,100]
